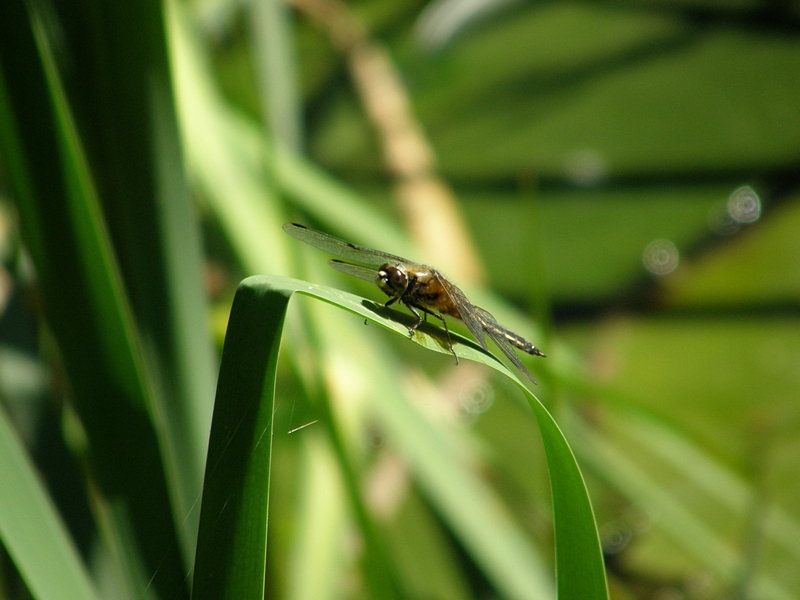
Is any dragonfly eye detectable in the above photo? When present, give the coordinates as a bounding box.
[377,264,408,296]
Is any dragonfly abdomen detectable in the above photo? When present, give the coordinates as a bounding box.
[474,307,546,357]
[493,325,543,355]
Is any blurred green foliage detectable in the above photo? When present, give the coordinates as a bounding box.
[1,0,799,599]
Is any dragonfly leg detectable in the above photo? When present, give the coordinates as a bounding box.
[415,305,458,365]
[439,316,458,365]
[404,303,425,337]
[384,295,400,308]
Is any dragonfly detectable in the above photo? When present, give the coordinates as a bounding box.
[283,223,545,383]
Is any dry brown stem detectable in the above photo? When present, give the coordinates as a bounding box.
[289,0,485,283]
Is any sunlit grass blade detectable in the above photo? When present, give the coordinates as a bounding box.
[303,339,406,597]
[285,434,350,600]
[248,0,302,149]
[274,145,415,257]
[0,408,98,600]
[194,275,608,600]
[167,0,290,276]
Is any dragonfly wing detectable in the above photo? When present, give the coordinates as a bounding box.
[284,223,408,267]
[328,260,378,283]
[473,306,536,384]
[436,274,489,352]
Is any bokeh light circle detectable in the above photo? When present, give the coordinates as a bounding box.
[643,239,679,275]
[727,186,761,223]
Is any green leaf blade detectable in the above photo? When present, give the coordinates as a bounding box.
[193,275,608,600]
[0,408,98,600]
[192,280,286,600]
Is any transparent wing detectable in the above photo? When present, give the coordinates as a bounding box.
[284,223,408,267]
[328,260,378,283]
[473,306,536,384]
[435,274,489,352]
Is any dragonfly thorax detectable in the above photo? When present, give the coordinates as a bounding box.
[376,264,408,298]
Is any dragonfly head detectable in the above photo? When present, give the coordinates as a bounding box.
[376,263,408,298]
